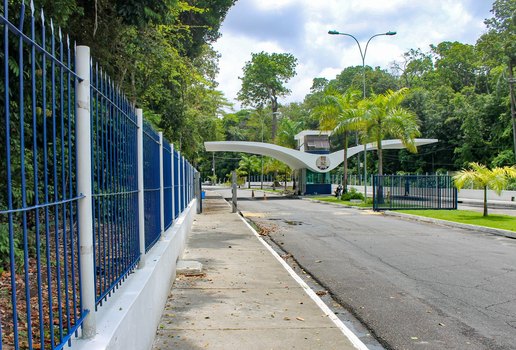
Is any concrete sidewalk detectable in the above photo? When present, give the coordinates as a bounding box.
[152,191,362,350]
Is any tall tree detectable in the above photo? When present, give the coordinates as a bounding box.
[356,88,421,176]
[237,52,297,140]
[430,41,479,92]
[277,118,303,149]
[315,89,361,193]
[479,0,516,162]
[328,66,398,96]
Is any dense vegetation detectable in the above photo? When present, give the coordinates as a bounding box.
[26,0,236,160]
[204,0,515,182]
[2,0,515,183]
[0,0,235,270]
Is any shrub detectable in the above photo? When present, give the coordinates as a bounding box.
[341,187,364,201]
[0,222,24,273]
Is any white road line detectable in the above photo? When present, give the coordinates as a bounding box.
[238,214,369,350]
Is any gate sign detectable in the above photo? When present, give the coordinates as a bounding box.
[316,156,330,170]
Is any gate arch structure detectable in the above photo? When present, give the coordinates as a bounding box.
[204,137,438,194]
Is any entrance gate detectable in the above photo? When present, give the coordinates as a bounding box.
[373,175,457,211]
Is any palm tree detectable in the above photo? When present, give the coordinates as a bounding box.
[238,155,260,188]
[315,89,361,193]
[277,118,303,191]
[453,163,516,216]
[356,88,420,176]
[277,118,303,149]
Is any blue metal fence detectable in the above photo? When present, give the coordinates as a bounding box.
[90,62,140,306]
[1,2,198,349]
[1,2,84,349]
[373,175,457,211]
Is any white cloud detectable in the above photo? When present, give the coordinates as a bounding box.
[212,0,492,110]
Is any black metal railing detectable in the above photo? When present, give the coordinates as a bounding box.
[373,175,457,211]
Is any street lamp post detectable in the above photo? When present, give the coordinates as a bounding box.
[261,115,265,190]
[261,111,281,190]
[328,30,396,199]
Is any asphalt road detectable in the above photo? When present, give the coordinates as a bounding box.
[211,187,516,350]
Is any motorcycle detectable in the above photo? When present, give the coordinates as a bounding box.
[334,184,343,198]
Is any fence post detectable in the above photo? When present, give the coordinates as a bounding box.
[437,175,441,209]
[363,144,367,201]
[195,171,202,214]
[136,109,146,268]
[171,143,175,221]
[372,175,376,210]
[159,132,164,236]
[232,171,237,213]
[177,152,182,214]
[76,45,96,338]
[182,156,186,210]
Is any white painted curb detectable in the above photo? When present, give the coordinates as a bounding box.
[385,211,516,239]
[238,215,369,350]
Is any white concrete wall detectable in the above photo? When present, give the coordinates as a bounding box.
[347,185,516,203]
[72,200,196,350]
[458,189,516,202]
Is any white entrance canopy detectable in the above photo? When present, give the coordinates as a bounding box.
[204,139,438,173]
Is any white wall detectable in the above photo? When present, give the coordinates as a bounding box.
[72,200,196,350]
[348,185,516,203]
[458,189,516,202]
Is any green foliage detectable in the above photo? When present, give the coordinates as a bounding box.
[237,52,298,109]
[237,155,260,177]
[355,88,421,175]
[328,66,398,97]
[341,187,364,201]
[314,88,361,191]
[197,0,515,180]
[237,51,297,139]
[277,118,303,148]
[453,162,516,216]
[46,0,235,160]
[492,149,515,167]
[0,223,24,272]
[453,162,516,195]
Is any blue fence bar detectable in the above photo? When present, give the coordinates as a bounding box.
[143,122,161,251]
[1,2,198,349]
[180,156,186,212]
[163,142,173,230]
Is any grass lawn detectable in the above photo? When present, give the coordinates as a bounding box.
[398,209,516,232]
[312,196,373,208]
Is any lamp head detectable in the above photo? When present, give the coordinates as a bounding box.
[328,30,340,35]
[386,31,397,36]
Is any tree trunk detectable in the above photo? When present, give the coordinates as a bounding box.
[377,139,384,203]
[483,186,488,217]
[271,97,279,141]
[377,139,383,176]
[508,60,516,164]
[342,132,348,193]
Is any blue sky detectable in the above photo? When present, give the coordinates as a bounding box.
[212,0,494,110]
